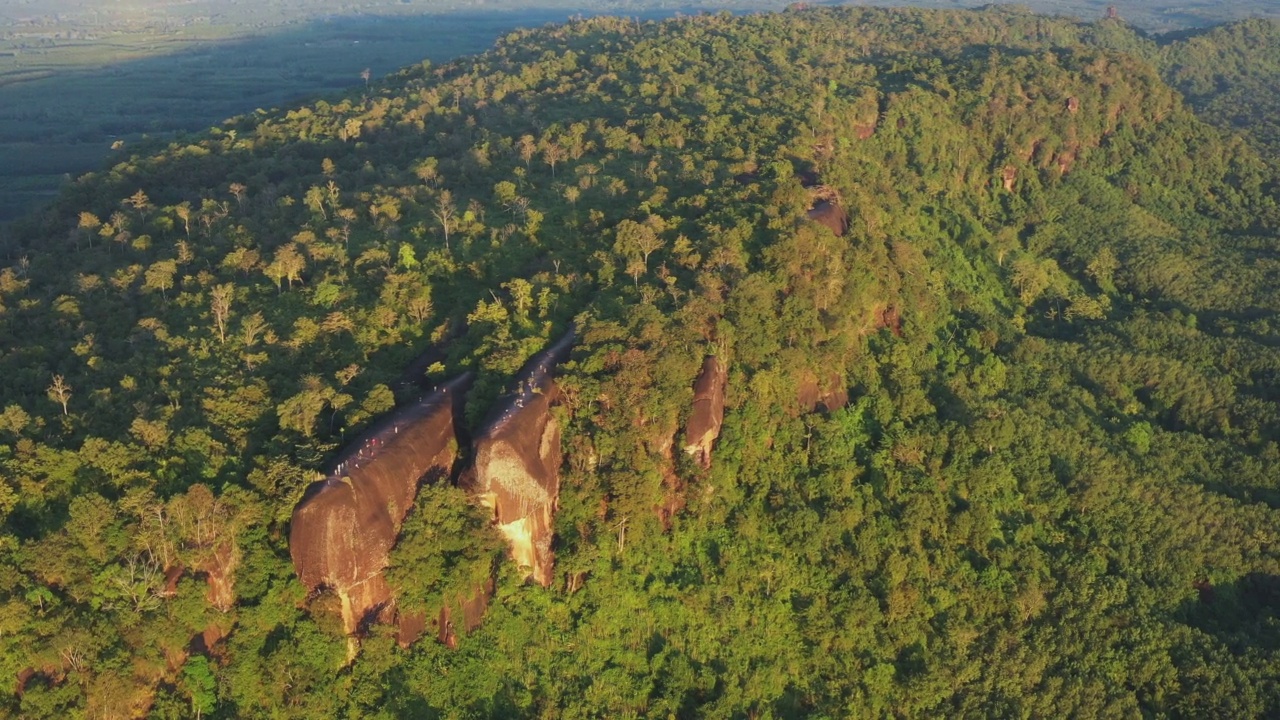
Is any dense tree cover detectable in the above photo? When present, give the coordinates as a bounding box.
[1162,18,1280,169]
[0,5,1279,717]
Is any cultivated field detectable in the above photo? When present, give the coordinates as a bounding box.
[0,9,583,222]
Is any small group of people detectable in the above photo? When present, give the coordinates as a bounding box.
[334,434,396,477]
[358,436,383,457]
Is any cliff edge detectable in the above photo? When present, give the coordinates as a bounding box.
[466,330,575,587]
[289,374,470,634]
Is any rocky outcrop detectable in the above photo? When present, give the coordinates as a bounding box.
[393,574,493,648]
[796,370,848,414]
[807,200,848,236]
[1001,165,1017,192]
[438,577,494,648]
[16,666,62,698]
[684,355,727,469]
[878,304,903,336]
[804,183,848,236]
[289,374,470,635]
[203,541,239,613]
[651,419,686,530]
[466,330,575,588]
[1056,142,1079,174]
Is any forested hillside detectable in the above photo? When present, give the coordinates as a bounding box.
[1,6,1279,718]
[1163,18,1280,168]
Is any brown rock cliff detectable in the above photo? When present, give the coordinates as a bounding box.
[804,183,848,236]
[203,541,239,613]
[466,330,575,588]
[807,200,848,236]
[289,374,470,635]
[438,576,494,648]
[683,355,728,469]
[394,575,493,648]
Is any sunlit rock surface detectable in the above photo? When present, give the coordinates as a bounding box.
[203,541,239,613]
[683,355,727,469]
[289,375,470,635]
[802,179,848,236]
[466,331,575,588]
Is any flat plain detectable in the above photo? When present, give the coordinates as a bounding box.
[0,8,589,221]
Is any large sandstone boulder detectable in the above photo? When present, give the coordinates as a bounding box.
[289,374,470,635]
[466,331,575,588]
[683,355,727,469]
[803,182,847,236]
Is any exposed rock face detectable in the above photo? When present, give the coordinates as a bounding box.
[684,355,727,469]
[1001,165,1017,192]
[289,374,470,635]
[1056,143,1079,174]
[203,541,239,613]
[467,331,575,588]
[394,576,493,648]
[878,304,903,337]
[796,371,849,414]
[16,666,61,698]
[807,200,848,236]
[161,564,183,598]
[438,577,494,648]
[804,183,847,236]
[191,622,228,657]
[651,419,685,530]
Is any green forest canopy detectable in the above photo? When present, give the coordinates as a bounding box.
[1,5,1280,717]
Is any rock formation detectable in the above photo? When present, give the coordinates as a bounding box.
[796,370,849,414]
[684,355,728,469]
[804,183,848,236]
[651,418,686,530]
[466,330,575,588]
[203,541,239,613]
[807,200,849,236]
[877,304,903,337]
[289,374,471,635]
[1056,143,1079,174]
[1002,165,1017,192]
[393,574,493,648]
[438,577,494,648]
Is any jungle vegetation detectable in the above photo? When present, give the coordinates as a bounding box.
[1,5,1279,718]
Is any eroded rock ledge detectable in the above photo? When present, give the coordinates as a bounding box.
[289,374,471,635]
[464,330,576,588]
